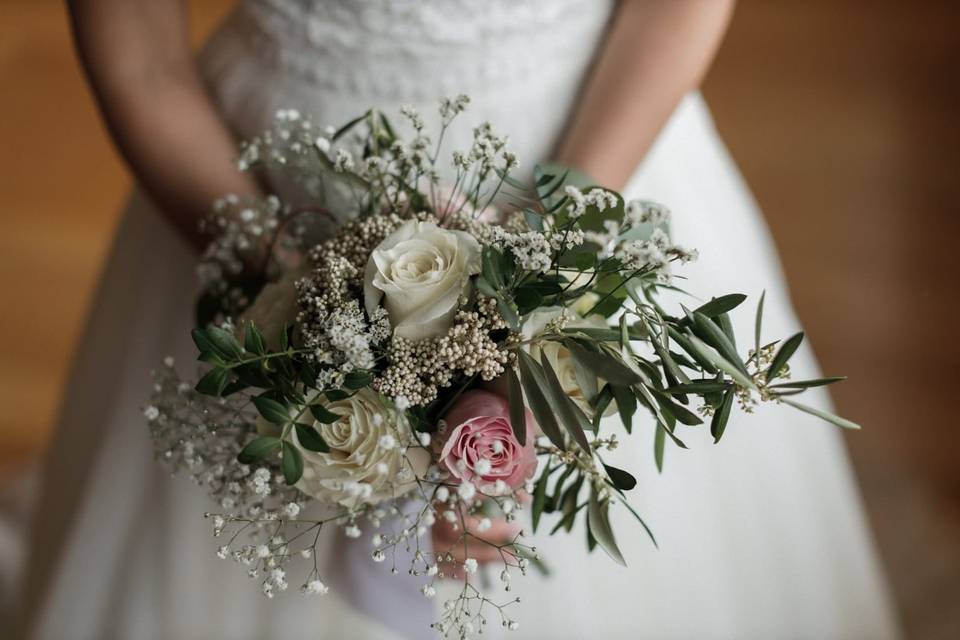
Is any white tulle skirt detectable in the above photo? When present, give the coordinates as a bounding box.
[7,6,899,638]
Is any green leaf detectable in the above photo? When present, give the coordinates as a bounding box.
[539,352,593,454]
[281,440,304,485]
[769,376,847,390]
[781,398,861,430]
[514,287,544,315]
[693,294,747,318]
[309,404,341,423]
[332,110,371,141]
[692,312,750,378]
[506,367,527,446]
[718,312,736,350]
[587,487,626,566]
[531,469,550,532]
[344,370,373,390]
[237,436,280,464]
[603,463,637,491]
[575,252,596,271]
[652,390,703,426]
[711,390,734,443]
[654,424,666,472]
[253,395,291,425]
[195,367,230,397]
[207,325,244,359]
[565,340,644,386]
[667,327,718,374]
[243,321,267,356]
[475,276,498,298]
[517,351,566,450]
[609,384,637,433]
[686,335,757,391]
[191,327,224,359]
[496,296,520,331]
[766,332,804,382]
[664,381,731,394]
[295,423,330,453]
[482,246,505,287]
[754,290,766,362]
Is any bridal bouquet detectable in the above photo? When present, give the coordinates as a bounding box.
[146,96,855,636]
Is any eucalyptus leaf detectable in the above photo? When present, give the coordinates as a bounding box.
[766,332,804,382]
[692,294,747,318]
[692,312,749,378]
[602,463,637,491]
[711,389,734,443]
[587,487,626,566]
[654,424,666,472]
[565,340,644,386]
[686,335,757,391]
[769,376,846,390]
[506,367,527,446]
[609,385,637,433]
[754,290,766,361]
[532,470,550,532]
[517,351,566,450]
[539,353,593,454]
[781,398,861,430]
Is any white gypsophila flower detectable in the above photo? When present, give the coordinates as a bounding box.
[435,486,450,503]
[521,307,618,420]
[457,481,477,502]
[290,389,430,508]
[344,524,362,539]
[476,517,492,533]
[333,148,354,172]
[304,579,329,595]
[364,220,481,341]
[463,558,478,575]
[143,406,160,421]
[421,584,437,598]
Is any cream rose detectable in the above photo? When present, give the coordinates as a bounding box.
[364,220,481,341]
[521,307,617,418]
[290,388,430,508]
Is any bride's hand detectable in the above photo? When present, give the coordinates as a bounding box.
[69,0,262,251]
[430,510,522,579]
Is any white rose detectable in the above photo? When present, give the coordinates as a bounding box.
[239,268,305,350]
[291,388,430,508]
[364,220,481,341]
[521,307,617,418]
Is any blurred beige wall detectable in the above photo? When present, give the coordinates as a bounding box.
[0,1,957,638]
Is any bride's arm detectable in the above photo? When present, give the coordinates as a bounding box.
[553,0,735,189]
[68,0,259,249]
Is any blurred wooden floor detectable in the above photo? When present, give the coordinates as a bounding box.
[1,1,958,638]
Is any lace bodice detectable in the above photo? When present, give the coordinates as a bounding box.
[237,0,614,101]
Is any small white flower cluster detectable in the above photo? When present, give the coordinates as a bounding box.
[439,94,471,124]
[325,299,380,370]
[564,186,618,219]
[616,227,698,280]
[197,194,287,317]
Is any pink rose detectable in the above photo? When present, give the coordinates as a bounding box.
[436,390,537,495]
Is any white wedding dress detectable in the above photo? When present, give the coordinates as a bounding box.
[8,1,899,638]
